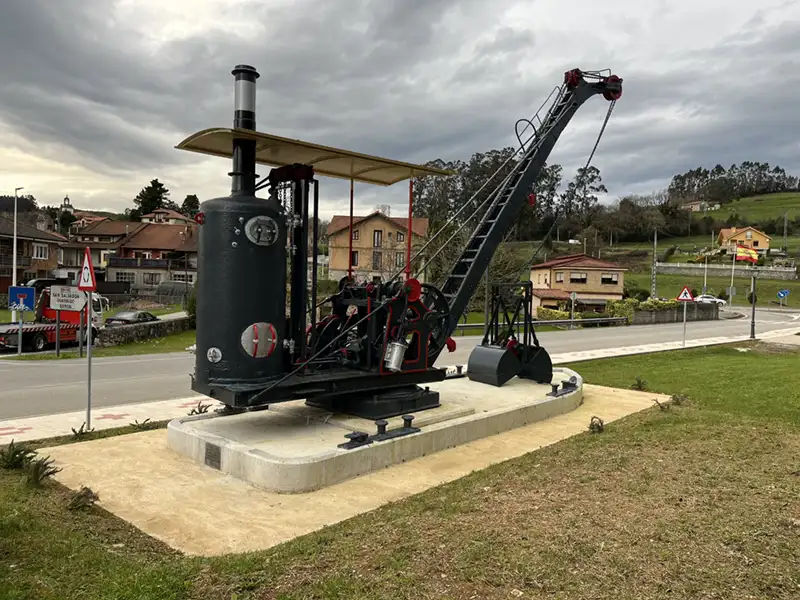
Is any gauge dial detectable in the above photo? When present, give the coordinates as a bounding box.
[244,215,279,246]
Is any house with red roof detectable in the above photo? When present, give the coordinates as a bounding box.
[326,210,429,281]
[529,254,627,312]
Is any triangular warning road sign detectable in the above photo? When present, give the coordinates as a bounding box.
[78,247,97,292]
[676,285,694,302]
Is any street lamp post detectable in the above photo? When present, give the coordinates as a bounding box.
[11,187,23,323]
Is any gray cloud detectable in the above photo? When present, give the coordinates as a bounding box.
[0,0,798,215]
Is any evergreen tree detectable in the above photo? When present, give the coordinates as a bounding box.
[181,194,200,216]
[130,179,170,220]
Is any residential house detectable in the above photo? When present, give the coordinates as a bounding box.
[68,211,108,236]
[0,215,66,293]
[327,211,429,282]
[529,254,627,312]
[140,208,194,225]
[59,219,145,282]
[716,226,770,254]
[106,223,197,290]
[684,200,720,213]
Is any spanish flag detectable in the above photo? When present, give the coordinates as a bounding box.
[735,245,758,263]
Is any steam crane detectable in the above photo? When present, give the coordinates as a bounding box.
[176,65,622,420]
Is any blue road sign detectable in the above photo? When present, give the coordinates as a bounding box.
[777,289,790,299]
[8,286,36,312]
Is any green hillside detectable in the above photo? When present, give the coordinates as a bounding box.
[699,191,800,221]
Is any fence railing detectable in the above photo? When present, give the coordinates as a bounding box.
[453,316,627,333]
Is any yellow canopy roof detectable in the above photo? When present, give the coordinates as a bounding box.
[175,127,453,186]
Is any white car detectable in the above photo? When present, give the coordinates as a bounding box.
[695,294,727,306]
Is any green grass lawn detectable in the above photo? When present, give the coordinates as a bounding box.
[626,271,800,307]
[7,329,196,361]
[710,191,800,222]
[2,341,799,599]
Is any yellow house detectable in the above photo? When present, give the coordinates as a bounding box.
[529,254,627,312]
[327,211,429,281]
[716,226,770,253]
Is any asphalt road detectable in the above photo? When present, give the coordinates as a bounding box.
[1,309,798,421]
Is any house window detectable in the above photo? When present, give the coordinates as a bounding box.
[143,273,161,285]
[351,229,359,241]
[32,243,48,260]
[372,251,382,270]
[373,230,383,247]
[351,251,359,267]
[753,241,759,247]
[555,271,564,283]
[172,273,195,283]
[115,271,135,283]
[745,231,752,240]
[569,271,588,284]
[601,272,619,285]
[395,252,405,267]
[396,232,405,243]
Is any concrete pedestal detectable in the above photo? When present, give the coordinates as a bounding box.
[167,368,584,493]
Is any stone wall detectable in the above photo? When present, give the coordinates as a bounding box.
[96,316,192,347]
[656,262,797,280]
[632,303,719,325]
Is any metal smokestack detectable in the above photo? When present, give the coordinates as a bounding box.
[230,64,260,196]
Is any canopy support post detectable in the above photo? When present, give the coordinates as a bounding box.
[348,177,354,280]
[405,177,414,280]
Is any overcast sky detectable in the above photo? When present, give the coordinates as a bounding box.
[1,0,798,219]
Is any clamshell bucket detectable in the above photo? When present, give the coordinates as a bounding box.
[466,343,554,387]
[518,345,553,384]
[466,344,522,387]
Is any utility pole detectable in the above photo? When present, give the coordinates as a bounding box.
[784,211,790,252]
[650,227,657,298]
[750,275,757,340]
[11,187,24,323]
[583,237,587,255]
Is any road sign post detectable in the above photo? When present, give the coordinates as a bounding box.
[569,291,577,330]
[77,248,97,429]
[50,286,87,358]
[676,285,694,347]
[8,286,35,356]
[777,289,790,309]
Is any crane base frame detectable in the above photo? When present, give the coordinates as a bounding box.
[191,366,447,415]
[306,385,441,420]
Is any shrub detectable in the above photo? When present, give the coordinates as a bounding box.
[186,282,197,328]
[639,298,679,311]
[747,290,757,305]
[606,298,638,324]
[717,289,729,301]
[536,307,570,321]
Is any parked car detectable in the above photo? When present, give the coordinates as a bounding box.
[695,294,727,306]
[104,311,160,327]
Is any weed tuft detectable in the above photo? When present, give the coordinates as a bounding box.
[589,416,605,433]
[25,456,62,488]
[0,439,36,470]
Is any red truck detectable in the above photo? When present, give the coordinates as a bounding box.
[0,287,109,352]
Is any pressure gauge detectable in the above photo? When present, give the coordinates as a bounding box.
[244,215,278,246]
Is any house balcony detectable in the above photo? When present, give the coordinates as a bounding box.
[107,257,197,270]
[0,255,32,268]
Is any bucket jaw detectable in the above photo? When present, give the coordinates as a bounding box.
[466,342,553,387]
